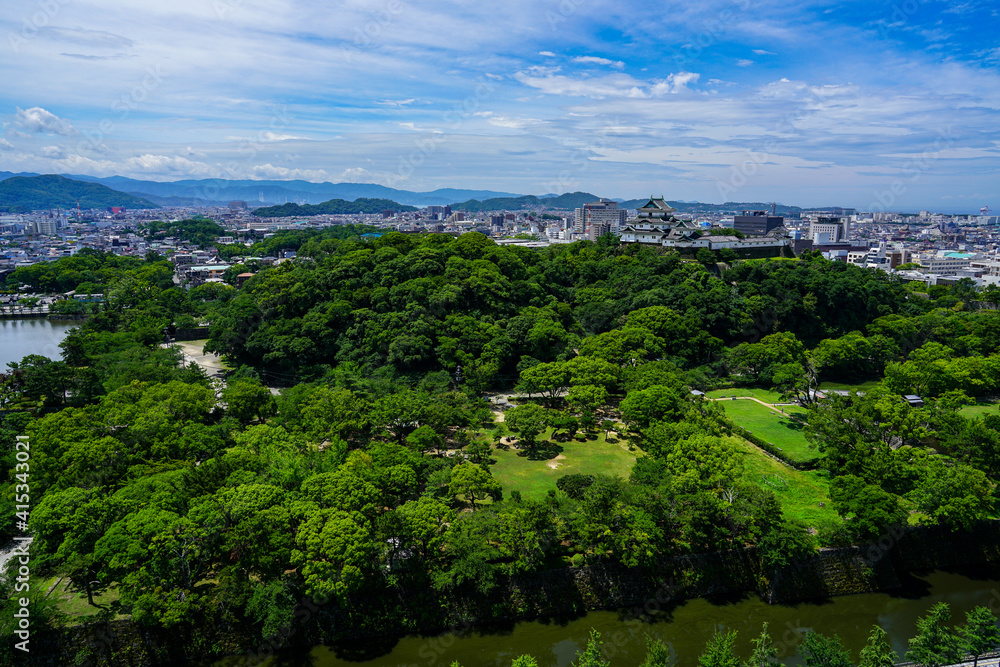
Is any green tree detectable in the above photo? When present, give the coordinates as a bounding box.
[407,424,444,456]
[746,623,784,667]
[449,462,501,510]
[222,377,276,424]
[799,631,853,667]
[829,475,907,543]
[504,403,551,454]
[906,602,963,667]
[960,606,1000,667]
[699,630,741,667]
[619,384,684,430]
[512,657,540,667]
[293,508,375,604]
[573,629,610,667]
[858,625,897,667]
[641,635,676,667]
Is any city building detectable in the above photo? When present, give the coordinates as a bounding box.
[574,199,626,236]
[619,197,788,253]
[733,210,784,236]
[809,216,850,243]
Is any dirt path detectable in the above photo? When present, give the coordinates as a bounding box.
[163,340,227,382]
[710,395,805,423]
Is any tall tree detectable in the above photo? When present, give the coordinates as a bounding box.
[960,606,1000,667]
[906,602,963,667]
[799,631,852,667]
[858,625,897,667]
[746,622,784,667]
[699,630,741,667]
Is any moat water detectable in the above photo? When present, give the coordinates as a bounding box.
[0,318,75,369]
[212,566,1000,667]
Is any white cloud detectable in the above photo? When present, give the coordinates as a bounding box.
[474,112,539,129]
[573,56,625,69]
[35,27,134,49]
[248,164,331,181]
[736,59,754,67]
[124,154,215,176]
[0,139,13,152]
[752,49,777,55]
[649,72,701,95]
[40,145,67,159]
[538,51,556,57]
[378,99,417,107]
[260,131,303,142]
[15,107,76,136]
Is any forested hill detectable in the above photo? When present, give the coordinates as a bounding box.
[4,232,1000,662]
[252,198,417,216]
[0,174,158,213]
[450,191,603,211]
[206,233,911,380]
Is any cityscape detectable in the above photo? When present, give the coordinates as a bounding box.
[3,1,1000,667]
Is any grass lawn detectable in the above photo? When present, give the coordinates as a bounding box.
[719,400,820,465]
[959,401,1000,419]
[733,436,836,529]
[37,575,126,621]
[490,429,639,501]
[817,380,881,392]
[706,388,785,404]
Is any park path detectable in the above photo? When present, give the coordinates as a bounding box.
[709,395,807,423]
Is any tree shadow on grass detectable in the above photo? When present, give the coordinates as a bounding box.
[520,441,564,461]
[778,416,806,431]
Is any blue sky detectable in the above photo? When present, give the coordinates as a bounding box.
[1,0,999,212]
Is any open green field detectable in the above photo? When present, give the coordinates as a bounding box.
[733,436,836,529]
[489,430,639,501]
[959,401,1000,419]
[36,575,126,621]
[817,380,881,392]
[720,400,819,464]
[706,388,785,403]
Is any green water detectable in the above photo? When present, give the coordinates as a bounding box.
[214,566,1000,667]
[0,318,76,368]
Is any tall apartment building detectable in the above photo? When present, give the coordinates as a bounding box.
[574,199,626,236]
[809,216,850,243]
[34,219,58,236]
[733,210,783,236]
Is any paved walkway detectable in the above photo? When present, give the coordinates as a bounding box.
[164,340,227,382]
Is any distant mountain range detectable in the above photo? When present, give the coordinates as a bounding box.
[0,172,813,216]
[0,172,520,207]
[450,192,608,212]
[0,175,158,213]
[253,198,418,217]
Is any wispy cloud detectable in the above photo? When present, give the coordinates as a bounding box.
[0,0,997,210]
[573,55,625,69]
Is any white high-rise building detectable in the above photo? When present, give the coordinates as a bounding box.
[809,216,850,243]
[574,199,626,236]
